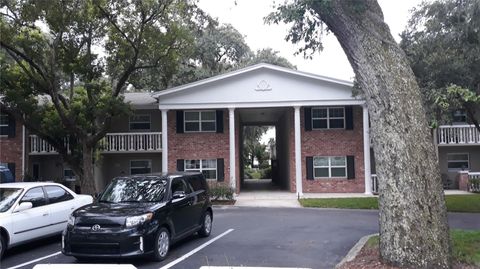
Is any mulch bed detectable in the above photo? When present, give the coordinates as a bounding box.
[338,243,477,269]
[211,200,236,205]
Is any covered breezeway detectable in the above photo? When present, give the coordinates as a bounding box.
[237,107,293,192]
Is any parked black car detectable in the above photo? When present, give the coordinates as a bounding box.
[62,172,212,261]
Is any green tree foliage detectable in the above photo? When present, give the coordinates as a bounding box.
[400,0,480,130]
[239,48,296,69]
[0,0,199,193]
[242,126,268,168]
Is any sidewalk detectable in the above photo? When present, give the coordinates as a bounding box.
[233,190,473,208]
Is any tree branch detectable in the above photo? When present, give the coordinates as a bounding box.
[1,41,50,84]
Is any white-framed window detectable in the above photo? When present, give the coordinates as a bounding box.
[130,160,152,175]
[447,153,469,171]
[64,167,76,181]
[184,159,217,180]
[312,107,345,129]
[129,114,151,130]
[313,156,347,178]
[452,110,467,123]
[0,112,8,127]
[184,111,216,132]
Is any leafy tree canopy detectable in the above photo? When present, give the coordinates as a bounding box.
[0,0,202,193]
[400,0,480,130]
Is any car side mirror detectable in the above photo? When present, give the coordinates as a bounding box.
[172,191,186,200]
[14,202,33,212]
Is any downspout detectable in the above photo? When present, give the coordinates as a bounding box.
[22,123,25,180]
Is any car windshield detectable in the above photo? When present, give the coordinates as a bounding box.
[99,176,167,203]
[0,188,23,212]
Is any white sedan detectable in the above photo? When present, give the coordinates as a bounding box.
[0,182,93,258]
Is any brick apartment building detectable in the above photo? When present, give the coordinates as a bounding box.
[2,64,479,194]
[0,111,23,181]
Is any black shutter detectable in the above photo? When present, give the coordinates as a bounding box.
[8,114,15,138]
[216,110,224,133]
[176,110,184,133]
[7,163,15,180]
[217,158,224,182]
[306,156,314,180]
[304,107,312,131]
[176,159,184,171]
[345,106,354,130]
[347,155,355,179]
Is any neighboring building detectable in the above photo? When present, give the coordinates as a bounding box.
[4,64,479,194]
[434,110,480,188]
[0,110,23,181]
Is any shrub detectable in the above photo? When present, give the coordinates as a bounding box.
[260,167,272,179]
[209,182,235,201]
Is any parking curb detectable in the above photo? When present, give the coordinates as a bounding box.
[335,233,378,269]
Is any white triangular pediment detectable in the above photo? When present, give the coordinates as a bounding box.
[154,64,363,109]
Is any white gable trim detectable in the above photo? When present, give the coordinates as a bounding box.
[158,100,365,110]
[152,63,354,99]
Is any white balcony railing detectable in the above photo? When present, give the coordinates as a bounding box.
[437,125,480,145]
[469,172,480,193]
[30,132,162,154]
[371,174,378,194]
[98,132,162,153]
[29,135,69,155]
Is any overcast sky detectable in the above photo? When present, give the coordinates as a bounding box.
[197,0,423,81]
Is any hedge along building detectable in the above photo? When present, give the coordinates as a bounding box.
[154,63,373,196]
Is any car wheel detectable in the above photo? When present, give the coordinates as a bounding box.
[152,227,170,261]
[0,235,5,259]
[198,211,212,237]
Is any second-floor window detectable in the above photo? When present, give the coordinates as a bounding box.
[0,113,8,127]
[452,110,467,123]
[184,111,216,132]
[129,115,151,131]
[312,107,345,129]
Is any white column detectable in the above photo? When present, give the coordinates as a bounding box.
[228,108,236,191]
[161,109,168,173]
[294,106,303,197]
[363,105,372,195]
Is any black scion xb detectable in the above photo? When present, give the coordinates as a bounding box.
[62,172,213,261]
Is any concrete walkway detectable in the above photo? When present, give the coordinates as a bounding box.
[234,188,473,208]
[235,191,301,208]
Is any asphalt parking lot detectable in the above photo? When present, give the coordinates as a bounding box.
[2,207,480,269]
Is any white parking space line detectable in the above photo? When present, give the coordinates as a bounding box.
[159,229,234,269]
[6,251,62,269]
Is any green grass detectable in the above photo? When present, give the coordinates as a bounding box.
[451,229,480,266]
[364,230,480,266]
[445,195,480,213]
[300,197,379,209]
[299,194,480,213]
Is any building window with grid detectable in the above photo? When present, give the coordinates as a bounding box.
[184,111,216,132]
[0,113,8,127]
[184,159,217,180]
[130,160,152,175]
[447,153,469,171]
[313,156,347,178]
[129,114,151,130]
[312,107,345,129]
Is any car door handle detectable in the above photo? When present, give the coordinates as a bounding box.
[43,213,49,216]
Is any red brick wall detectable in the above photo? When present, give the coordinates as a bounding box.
[167,110,231,185]
[297,106,365,193]
[0,121,23,181]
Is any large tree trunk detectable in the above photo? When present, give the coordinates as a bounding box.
[312,1,451,268]
[79,142,97,195]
